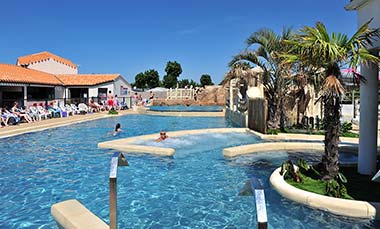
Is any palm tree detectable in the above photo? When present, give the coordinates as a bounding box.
[284,20,380,180]
[229,27,295,131]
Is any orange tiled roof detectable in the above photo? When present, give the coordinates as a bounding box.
[56,74,120,86]
[17,51,77,69]
[0,64,63,85]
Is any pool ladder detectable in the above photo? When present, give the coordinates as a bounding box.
[249,177,268,229]
[109,151,129,229]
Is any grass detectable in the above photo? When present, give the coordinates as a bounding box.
[340,131,359,138]
[286,173,353,199]
[285,166,380,201]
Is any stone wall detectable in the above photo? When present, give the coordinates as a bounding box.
[151,86,225,106]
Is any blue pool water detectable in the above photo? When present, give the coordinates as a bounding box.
[149,105,223,112]
[0,115,378,228]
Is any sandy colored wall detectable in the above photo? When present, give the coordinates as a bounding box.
[26,59,77,74]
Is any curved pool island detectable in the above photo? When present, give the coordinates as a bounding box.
[270,167,380,219]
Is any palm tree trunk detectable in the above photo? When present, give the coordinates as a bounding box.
[321,92,341,180]
[279,94,286,131]
[267,91,280,129]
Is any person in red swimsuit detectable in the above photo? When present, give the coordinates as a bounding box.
[107,90,114,109]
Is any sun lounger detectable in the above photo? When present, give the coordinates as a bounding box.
[78,103,88,114]
[70,104,81,115]
[37,106,51,119]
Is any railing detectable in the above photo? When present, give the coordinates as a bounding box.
[109,151,129,229]
[250,177,268,229]
[167,88,195,100]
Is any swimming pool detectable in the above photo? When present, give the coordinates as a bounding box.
[0,115,378,228]
[149,105,223,112]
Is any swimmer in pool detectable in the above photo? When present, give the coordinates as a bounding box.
[155,130,168,142]
[113,123,122,135]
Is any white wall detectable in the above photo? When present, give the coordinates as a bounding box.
[55,86,65,106]
[25,59,77,75]
[113,77,132,97]
[87,82,113,101]
[357,0,380,49]
[88,87,98,99]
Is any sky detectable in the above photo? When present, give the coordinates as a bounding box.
[0,0,357,84]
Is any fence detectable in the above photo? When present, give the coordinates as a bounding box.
[167,88,195,100]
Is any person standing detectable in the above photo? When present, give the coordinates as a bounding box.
[107,90,114,110]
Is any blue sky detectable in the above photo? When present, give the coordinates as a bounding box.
[0,0,357,84]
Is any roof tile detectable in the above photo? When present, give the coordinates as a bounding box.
[0,64,63,85]
[56,74,120,86]
[17,51,77,69]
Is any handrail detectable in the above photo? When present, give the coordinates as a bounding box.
[250,177,268,229]
[109,151,128,229]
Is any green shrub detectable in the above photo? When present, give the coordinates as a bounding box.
[267,128,279,135]
[340,121,353,133]
[108,109,119,115]
[282,159,352,199]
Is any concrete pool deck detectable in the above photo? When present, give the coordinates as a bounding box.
[0,110,138,139]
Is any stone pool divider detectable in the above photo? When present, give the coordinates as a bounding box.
[98,128,248,156]
[99,127,375,157]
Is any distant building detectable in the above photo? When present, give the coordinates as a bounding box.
[0,51,131,108]
[17,51,78,74]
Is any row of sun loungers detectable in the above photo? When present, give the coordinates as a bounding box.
[1,103,94,126]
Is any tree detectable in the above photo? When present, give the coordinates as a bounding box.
[145,69,160,88]
[163,61,182,88]
[134,72,147,90]
[189,79,199,88]
[229,27,295,131]
[178,79,190,88]
[284,20,380,180]
[200,74,214,86]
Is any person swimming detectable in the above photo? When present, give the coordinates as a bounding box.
[155,130,168,142]
[113,123,122,135]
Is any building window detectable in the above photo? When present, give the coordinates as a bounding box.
[120,86,129,95]
[98,88,107,100]
[27,86,55,101]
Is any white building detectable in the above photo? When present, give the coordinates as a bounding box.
[0,51,131,108]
